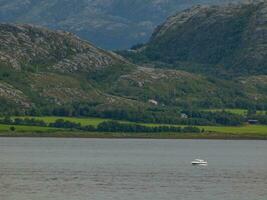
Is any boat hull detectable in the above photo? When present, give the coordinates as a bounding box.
[191,162,208,166]
[191,160,208,166]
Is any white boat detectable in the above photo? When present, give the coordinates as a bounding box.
[191,159,208,166]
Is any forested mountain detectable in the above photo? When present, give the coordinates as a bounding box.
[124,0,267,77]
[0,0,238,49]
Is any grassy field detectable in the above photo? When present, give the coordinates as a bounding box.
[12,116,115,126]
[200,125,267,135]
[202,108,266,116]
[0,124,62,133]
[142,123,267,135]
[0,116,266,139]
[203,109,248,115]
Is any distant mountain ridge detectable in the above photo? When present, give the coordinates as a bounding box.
[0,0,239,49]
[126,0,267,77]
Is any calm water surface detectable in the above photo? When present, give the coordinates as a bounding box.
[0,138,266,200]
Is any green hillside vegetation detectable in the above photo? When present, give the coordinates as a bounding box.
[119,1,267,112]
[2,23,266,121]
[203,109,249,116]
[202,109,266,116]
[125,1,267,77]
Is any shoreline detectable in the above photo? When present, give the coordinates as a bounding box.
[0,131,266,140]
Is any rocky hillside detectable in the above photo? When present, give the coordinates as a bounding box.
[0,0,238,49]
[126,0,267,77]
[0,24,125,72]
[0,23,266,115]
[0,23,132,110]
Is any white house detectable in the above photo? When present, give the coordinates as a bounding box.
[148,99,158,106]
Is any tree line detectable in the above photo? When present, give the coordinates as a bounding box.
[22,103,247,126]
[0,117,202,133]
[1,101,266,126]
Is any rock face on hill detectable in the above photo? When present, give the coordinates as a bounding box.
[132,0,267,76]
[0,24,124,72]
[0,0,238,49]
[0,23,266,114]
[0,23,131,110]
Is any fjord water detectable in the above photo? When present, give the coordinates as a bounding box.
[0,138,266,200]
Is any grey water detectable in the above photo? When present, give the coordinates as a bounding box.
[0,138,266,200]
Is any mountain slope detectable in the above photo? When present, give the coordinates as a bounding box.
[0,0,238,49]
[0,23,266,116]
[126,0,267,77]
[0,23,135,111]
[0,23,125,72]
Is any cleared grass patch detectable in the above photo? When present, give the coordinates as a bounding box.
[143,123,267,135]
[0,124,62,133]
[202,108,266,116]
[12,116,108,126]
[202,108,248,115]
[2,116,267,137]
[201,125,267,135]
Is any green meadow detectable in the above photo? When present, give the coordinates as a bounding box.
[202,109,266,116]
[15,116,107,126]
[142,123,267,135]
[200,125,267,135]
[0,124,62,132]
[0,116,266,139]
